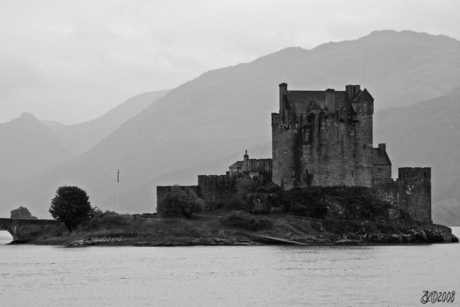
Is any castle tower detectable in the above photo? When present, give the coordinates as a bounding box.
[272,83,374,189]
[397,167,432,224]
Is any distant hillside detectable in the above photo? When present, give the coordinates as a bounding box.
[49,90,169,155]
[0,113,72,179]
[3,30,460,218]
[41,120,67,134]
[375,85,460,225]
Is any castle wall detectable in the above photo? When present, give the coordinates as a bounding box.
[397,168,431,224]
[372,164,392,180]
[198,175,238,204]
[372,167,432,224]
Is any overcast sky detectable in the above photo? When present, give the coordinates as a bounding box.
[1,0,459,124]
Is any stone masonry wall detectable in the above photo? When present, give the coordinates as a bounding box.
[272,102,374,189]
[372,164,392,180]
[372,167,432,224]
[198,175,238,204]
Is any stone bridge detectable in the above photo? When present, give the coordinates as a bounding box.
[0,218,63,242]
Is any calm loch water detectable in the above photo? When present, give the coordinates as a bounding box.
[1,228,459,307]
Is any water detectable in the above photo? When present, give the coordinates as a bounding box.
[1,229,459,307]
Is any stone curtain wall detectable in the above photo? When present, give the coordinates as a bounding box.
[198,175,238,204]
[157,176,238,207]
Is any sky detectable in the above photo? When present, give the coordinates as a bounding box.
[1,0,459,125]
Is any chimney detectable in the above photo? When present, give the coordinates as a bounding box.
[378,143,386,153]
[243,150,249,171]
[346,84,361,98]
[279,83,288,112]
[325,88,336,114]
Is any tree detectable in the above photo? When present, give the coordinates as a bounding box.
[49,186,95,232]
[236,177,260,198]
[11,206,37,219]
[157,186,204,219]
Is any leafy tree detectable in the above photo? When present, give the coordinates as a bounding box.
[49,186,96,232]
[11,206,37,219]
[157,186,204,219]
[236,177,260,198]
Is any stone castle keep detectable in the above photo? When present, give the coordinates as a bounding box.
[158,83,432,224]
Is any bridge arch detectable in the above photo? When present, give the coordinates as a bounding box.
[0,230,13,244]
[0,218,63,242]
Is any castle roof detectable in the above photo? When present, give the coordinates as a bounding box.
[372,148,391,165]
[229,158,272,171]
[285,90,347,114]
[284,88,373,115]
[287,90,347,106]
[229,161,243,169]
[353,89,374,102]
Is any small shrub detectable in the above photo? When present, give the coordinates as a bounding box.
[11,206,37,219]
[46,224,69,237]
[157,186,204,219]
[224,195,247,211]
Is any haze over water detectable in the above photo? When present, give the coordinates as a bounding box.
[1,229,459,306]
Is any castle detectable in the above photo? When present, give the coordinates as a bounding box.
[272,83,431,223]
[157,83,432,224]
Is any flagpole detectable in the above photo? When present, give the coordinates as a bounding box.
[117,169,120,213]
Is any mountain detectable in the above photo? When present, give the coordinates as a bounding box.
[3,30,460,218]
[0,113,72,179]
[374,85,460,225]
[41,120,67,134]
[49,90,169,155]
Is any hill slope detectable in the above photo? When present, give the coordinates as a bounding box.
[3,30,460,218]
[49,90,169,155]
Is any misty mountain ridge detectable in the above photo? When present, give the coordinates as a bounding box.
[43,89,169,155]
[0,112,72,179]
[2,30,460,223]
